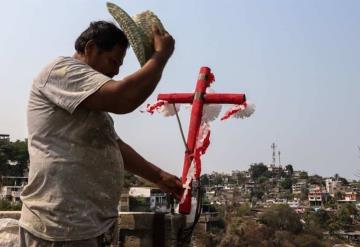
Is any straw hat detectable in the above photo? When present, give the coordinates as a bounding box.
[106,2,166,66]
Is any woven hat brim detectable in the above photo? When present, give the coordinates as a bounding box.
[107,2,147,66]
[132,11,166,64]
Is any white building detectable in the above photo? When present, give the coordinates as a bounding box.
[267,164,282,173]
[325,178,346,197]
[1,186,23,202]
[292,180,307,194]
[129,187,169,213]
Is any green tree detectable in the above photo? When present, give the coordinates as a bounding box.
[236,203,251,217]
[250,189,264,200]
[299,171,308,179]
[312,209,331,229]
[0,139,29,177]
[213,174,223,185]
[308,175,324,186]
[235,172,246,185]
[280,177,292,190]
[293,234,325,247]
[300,188,309,201]
[260,204,303,233]
[336,205,353,228]
[0,199,22,211]
[334,191,344,201]
[285,164,294,176]
[200,174,209,186]
[332,203,358,232]
[249,163,268,181]
[338,177,349,186]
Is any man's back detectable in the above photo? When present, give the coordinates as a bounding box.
[20,56,124,241]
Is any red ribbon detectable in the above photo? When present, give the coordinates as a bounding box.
[221,102,248,121]
[146,100,166,114]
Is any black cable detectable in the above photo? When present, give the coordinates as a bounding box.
[178,181,203,243]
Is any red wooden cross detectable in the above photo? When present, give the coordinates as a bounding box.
[152,67,247,214]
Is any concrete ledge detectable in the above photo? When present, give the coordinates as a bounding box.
[119,212,187,247]
[0,211,187,247]
[0,211,21,220]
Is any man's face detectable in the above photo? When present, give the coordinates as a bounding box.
[87,43,127,78]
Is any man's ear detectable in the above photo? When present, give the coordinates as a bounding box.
[84,40,96,57]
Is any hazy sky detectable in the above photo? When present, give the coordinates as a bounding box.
[1,1,359,179]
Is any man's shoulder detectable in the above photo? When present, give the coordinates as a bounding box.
[39,56,88,75]
[33,56,66,85]
[33,56,91,87]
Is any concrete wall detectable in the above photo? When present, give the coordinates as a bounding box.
[0,211,188,247]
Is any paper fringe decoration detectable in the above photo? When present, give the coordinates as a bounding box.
[146,100,180,116]
[221,101,256,121]
[202,88,222,123]
[207,72,215,84]
[146,100,165,114]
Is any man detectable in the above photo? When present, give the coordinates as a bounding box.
[19,21,182,246]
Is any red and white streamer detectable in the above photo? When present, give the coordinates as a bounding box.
[146,100,180,116]
[221,101,256,121]
[146,100,166,114]
[179,122,211,204]
[202,88,222,122]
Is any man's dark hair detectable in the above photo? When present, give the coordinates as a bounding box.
[75,21,129,53]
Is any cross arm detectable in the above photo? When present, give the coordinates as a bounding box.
[157,93,246,105]
[204,93,246,104]
[157,93,194,103]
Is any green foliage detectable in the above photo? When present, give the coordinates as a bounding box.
[308,175,325,186]
[0,199,22,211]
[328,221,341,234]
[304,209,331,231]
[300,188,309,201]
[235,172,246,185]
[280,177,293,190]
[200,174,209,186]
[213,174,224,185]
[260,204,303,233]
[285,164,294,176]
[293,234,325,247]
[314,209,331,227]
[338,177,349,186]
[257,176,268,184]
[249,163,268,181]
[334,191,344,200]
[299,171,308,179]
[129,197,151,212]
[236,203,251,217]
[335,204,356,227]
[198,203,342,247]
[250,189,264,200]
[0,139,28,178]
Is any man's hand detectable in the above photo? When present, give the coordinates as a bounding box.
[117,139,183,198]
[152,25,175,62]
[156,170,183,197]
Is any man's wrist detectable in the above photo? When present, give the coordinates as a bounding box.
[146,161,164,184]
[151,51,169,67]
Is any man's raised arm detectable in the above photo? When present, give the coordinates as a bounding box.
[81,25,174,114]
